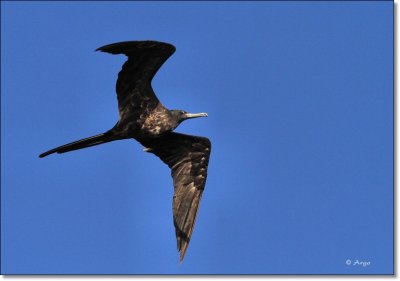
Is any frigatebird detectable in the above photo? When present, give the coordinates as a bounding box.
[39,41,211,262]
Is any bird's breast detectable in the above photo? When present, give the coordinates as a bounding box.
[140,111,174,137]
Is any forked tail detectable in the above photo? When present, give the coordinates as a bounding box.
[39,132,117,158]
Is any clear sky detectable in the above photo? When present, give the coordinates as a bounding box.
[1,1,393,275]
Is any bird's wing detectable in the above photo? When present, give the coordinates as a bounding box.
[138,132,211,261]
[96,41,176,118]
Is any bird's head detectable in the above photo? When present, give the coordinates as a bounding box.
[170,110,208,126]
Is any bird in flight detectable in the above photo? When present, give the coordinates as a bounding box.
[39,41,211,262]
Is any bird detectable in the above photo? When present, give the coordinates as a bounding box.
[39,40,211,262]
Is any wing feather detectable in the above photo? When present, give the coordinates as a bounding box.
[138,132,211,261]
[96,41,176,119]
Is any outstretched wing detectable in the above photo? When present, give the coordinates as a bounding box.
[138,133,211,261]
[96,41,176,119]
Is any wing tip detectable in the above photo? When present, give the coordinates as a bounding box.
[178,242,189,263]
[179,252,185,263]
[95,40,176,55]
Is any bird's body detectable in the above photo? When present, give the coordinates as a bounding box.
[112,102,177,139]
[39,41,211,262]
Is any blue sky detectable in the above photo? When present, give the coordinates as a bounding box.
[1,1,393,274]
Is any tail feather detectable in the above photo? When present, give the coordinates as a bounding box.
[39,133,115,158]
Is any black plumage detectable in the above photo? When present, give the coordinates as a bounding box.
[39,41,211,262]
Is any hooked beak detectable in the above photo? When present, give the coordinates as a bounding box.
[184,112,208,119]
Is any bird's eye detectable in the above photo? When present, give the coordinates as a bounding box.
[180,111,185,114]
